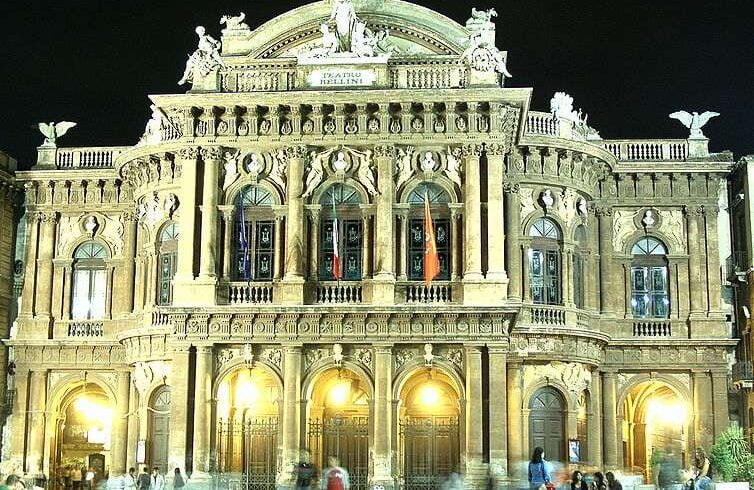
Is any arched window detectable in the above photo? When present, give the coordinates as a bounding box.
[234,186,275,281]
[573,225,587,309]
[319,184,363,281]
[72,242,108,320]
[631,237,670,318]
[528,218,561,305]
[407,183,451,281]
[157,222,179,306]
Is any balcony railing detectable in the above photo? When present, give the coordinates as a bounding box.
[526,305,567,326]
[55,147,129,169]
[601,140,688,161]
[733,361,754,388]
[57,320,105,338]
[402,282,453,303]
[725,251,749,281]
[316,282,363,304]
[227,282,274,304]
[526,112,559,136]
[632,320,672,337]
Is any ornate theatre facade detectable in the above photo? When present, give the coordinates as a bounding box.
[4,0,736,488]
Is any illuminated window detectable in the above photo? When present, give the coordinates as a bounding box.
[631,237,670,318]
[407,183,451,281]
[529,218,561,305]
[573,225,587,309]
[319,184,363,281]
[157,222,179,306]
[72,242,108,319]
[234,186,275,281]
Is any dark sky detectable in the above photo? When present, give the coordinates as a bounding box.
[1,0,752,168]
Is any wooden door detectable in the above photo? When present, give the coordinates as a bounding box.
[529,387,565,462]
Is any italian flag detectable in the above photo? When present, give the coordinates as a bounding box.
[332,195,342,281]
[424,192,440,286]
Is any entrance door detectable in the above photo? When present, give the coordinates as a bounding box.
[400,417,460,490]
[529,387,565,462]
[216,417,278,489]
[149,386,171,472]
[308,417,369,490]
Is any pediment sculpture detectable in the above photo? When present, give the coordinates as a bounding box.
[298,0,390,60]
[461,8,511,77]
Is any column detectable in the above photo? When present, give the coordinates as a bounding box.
[281,346,303,485]
[503,184,521,301]
[308,210,320,281]
[114,212,137,315]
[372,345,394,487]
[273,216,284,280]
[27,370,48,475]
[506,362,523,480]
[450,207,461,282]
[464,346,485,487]
[126,382,139,471]
[693,370,714,450]
[588,371,603,466]
[463,145,483,281]
[20,213,40,315]
[704,208,723,312]
[199,147,222,280]
[362,214,372,279]
[111,370,131,475]
[488,349,508,478]
[586,214,600,311]
[563,247,574,307]
[282,146,307,303]
[398,211,408,281]
[175,147,200,283]
[192,346,213,476]
[9,370,28,463]
[686,206,704,315]
[35,212,58,317]
[711,370,730,438]
[221,210,234,281]
[602,371,619,469]
[486,148,507,282]
[374,146,396,280]
[596,207,614,314]
[169,348,191,473]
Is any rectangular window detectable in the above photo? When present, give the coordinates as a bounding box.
[319,219,362,281]
[408,218,450,281]
[631,265,669,318]
[529,249,561,305]
[158,252,177,306]
[573,254,585,309]
[234,220,275,281]
[72,269,106,319]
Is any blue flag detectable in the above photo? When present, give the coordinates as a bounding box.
[238,197,250,282]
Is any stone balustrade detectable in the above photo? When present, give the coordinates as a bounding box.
[601,139,689,161]
[55,147,129,169]
[316,282,363,304]
[54,320,105,338]
[526,305,567,326]
[401,282,454,303]
[227,282,275,304]
[525,111,559,136]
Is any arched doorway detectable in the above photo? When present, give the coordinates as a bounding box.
[215,365,280,489]
[306,367,370,490]
[623,381,689,479]
[52,383,114,486]
[528,387,566,463]
[398,368,461,490]
[148,386,171,471]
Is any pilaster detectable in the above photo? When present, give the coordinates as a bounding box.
[506,362,523,480]
[371,345,394,489]
[485,147,508,284]
[173,147,200,300]
[488,348,508,481]
[279,345,303,488]
[601,370,619,469]
[503,183,521,301]
[111,370,131,475]
[373,145,396,303]
[464,345,486,488]
[281,146,307,303]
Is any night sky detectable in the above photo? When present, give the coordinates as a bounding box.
[1,0,752,168]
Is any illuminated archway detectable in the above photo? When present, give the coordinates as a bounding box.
[622,381,690,480]
[398,367,461,490]
[306,367,371,490]
[214,365,280,485]
[52,382,114,485]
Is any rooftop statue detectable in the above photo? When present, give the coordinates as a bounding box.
[550,92,601,140]
[178,26,226,86]
[669,111,720,139]
[461,8,511,78]
[299,0,389,60]
[37,121,76,147]
[220,12,249,34]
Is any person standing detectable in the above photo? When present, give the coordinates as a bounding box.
[123,468,137,490]
[72,467,83,490]
[85,467,95,490]
[172,468,185,489]
[606,472,623,490]
[137,467,150,490]
[150,468,165,490]
[571,471,588,490]
[295,450,316,490]
[527,447,552,490]
[693,448,713,490]
[321,457,350,490]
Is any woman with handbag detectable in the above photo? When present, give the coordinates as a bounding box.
[527,447,553,490]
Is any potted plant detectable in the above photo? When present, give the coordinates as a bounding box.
[709,425,754,490]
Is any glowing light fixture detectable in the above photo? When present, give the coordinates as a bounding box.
[419,384,440,406]
[235,373,260,407]
[329,380,351,406]
[647,398,688,426]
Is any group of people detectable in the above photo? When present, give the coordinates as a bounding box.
[295,453,351,490]
[529,446,714,490]
[118,467,184,490]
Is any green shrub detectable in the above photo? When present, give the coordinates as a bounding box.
[709,425,754,483]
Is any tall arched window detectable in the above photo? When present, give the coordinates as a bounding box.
[573,225,587,309]
[157,222,179,306]
[319,184,363,281]
[407,182,451,281]
[631,237,670,318]
[234,186,275,281]
[72,242,108,320]
[528,218,561,305]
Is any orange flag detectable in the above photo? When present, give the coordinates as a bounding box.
[424,192,440,286]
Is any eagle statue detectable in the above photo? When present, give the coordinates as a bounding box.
[669,111,719,139]
[37,121,77,146]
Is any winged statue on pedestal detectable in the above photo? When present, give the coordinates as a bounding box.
[37,121,77,146]
[669,111,719,139]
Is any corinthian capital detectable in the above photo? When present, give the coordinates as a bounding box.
[40,211,59,223]
[485,143,508,156]
[593,205,613,217]
[502,182,520,194]
[685,204,705,218]
[461,144,484,158]
[284,145,308,160]
[178,146,200,160]
[373,145,396,159]
[200,146,224,161]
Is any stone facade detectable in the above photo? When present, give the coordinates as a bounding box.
[1,1,738,489]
